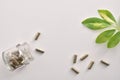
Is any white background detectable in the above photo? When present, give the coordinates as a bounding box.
[0,0,120,80]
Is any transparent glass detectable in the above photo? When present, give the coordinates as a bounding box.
[2,42,33,71]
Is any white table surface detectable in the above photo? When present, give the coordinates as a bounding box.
[0,0,120,80]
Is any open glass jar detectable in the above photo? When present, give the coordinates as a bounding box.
[2,42,33,71]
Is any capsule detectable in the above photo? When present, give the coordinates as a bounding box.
[34,32,40,40]
[100,60,109,66]
[88,61,94,70]
[80,54,88,61]
[9,58,20,69]
[17,56,24,65]
[73,54,77,64]
[71,67,79,74]
[35,48,44,53]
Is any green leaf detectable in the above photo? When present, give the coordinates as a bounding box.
[96,29,116,43]
[98,10,116,24]
[82,17,110,30]
[107,31,120,48]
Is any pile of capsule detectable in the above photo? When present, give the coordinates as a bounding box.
[9,50,25,70]
[71,54,110,74]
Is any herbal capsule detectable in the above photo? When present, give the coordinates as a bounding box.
[80,54,88,61]
[34,32,40,40]
[9,58,20,69]
[100,60,109,66]
[17,56,24,65]
[71,67,79,74]
[35,48,44,53]
[88,61,94,70]
[73,54,77,64]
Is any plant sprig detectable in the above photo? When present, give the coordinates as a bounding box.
[82,9,120,48]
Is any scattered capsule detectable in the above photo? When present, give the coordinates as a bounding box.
[73,54,77,64]
[88,61,94,70]
[80,54,88,61]
[71,67,79,74]
[100,60,109,66]
[35,48,45,53]
[34,32,40,40]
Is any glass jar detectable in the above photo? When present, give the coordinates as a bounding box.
[2,42,33,71]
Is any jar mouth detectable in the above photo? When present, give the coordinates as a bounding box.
[2,42,33,71]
